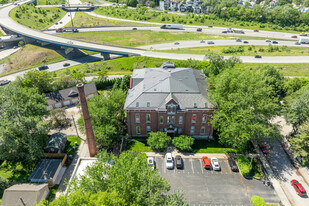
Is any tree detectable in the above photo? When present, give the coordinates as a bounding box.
[172,135,195,151]
[0,85,49,166]
[147,132,171,150]
[150,1,156,8]
[283,77,309,96]
[17,70,53,94]
[209,67,282,148]
[18,40,24,47]
[80,89,127,148]
[289,122,309,164]
[49,108,70,129]
[43,151,188,205]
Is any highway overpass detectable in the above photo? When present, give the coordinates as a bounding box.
[0,1,145,58]
[36,4,100,10]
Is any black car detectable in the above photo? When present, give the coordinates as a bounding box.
[63,63,70,67]
[132,28,137,30]
[222,31,228,33]
[175,155,183,169]
[228,159,239,172]
[272,41,278,44]
[254,55,262,58]
[38,65,49,71]
[243,41,249,44]
[208,26,213,28]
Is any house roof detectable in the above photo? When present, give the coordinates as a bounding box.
[45,82,97,105]
[29,159,62,183]
[45,133,67,150]
[124,64,214,110]
[1,183,49,206]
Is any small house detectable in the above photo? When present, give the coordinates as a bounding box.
[29,159,62,184]
[44,133,67,153]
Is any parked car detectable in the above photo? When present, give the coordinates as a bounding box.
[200,40,205,43]
[254,55,262,58]
[208,26,213,28]
[175,155,183,169]
[202,156,211,169]
[165,153,174,169]
[295,42,301,45]
[174,42,180,45]
[132,28,137,30]
[207,41,215,44]
[228,159,239,172]
[0,79,11,86]
[63,63,70,67]
[38,65,49,71]
[265,39,271,42]
[236,38,242,42]
[291,180,307,197]
[291,35,297,38]
[272,40,278,44]
[258,142,269,154]
[243,41,249,44]
[253,29,259,32]
[211,157,221,171]
[196,28,202,32]
[147,157,156,169]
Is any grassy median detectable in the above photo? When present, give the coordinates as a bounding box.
[159,45,309,56]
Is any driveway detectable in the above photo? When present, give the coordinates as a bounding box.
[154,157,280,206]
[268,142,309,206]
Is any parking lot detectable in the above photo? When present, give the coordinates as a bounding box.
[153,157,280,206]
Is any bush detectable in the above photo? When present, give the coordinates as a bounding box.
[172,135,194,151]
[236,156,251,177]
[147,132,171,151]
[251,196,266,206]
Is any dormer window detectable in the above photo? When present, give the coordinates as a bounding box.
[147,102,150,107]
[167,103,177,114]
[136,102,139,107]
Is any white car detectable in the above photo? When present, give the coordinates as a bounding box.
[165,153,174,169]
[67,41,73,44]
[211,157,221,171]
[147,157,155,169]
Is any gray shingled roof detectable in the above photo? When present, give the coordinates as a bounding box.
[45,82,97,105]
[29,159,62,183]
[45,133,67,151]
[124,66,213,110]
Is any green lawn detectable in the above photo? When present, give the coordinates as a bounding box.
[192,139,240,153]
[36,0,65,5]
[94,6,300,34]
[236,156,263,178]
[65,135,82,157]
[57,30,246,47]
[46,185,59,202]
[65,12,152,28]
[125,140,154,152]
[159,45,309,56]
[10,3,65,30]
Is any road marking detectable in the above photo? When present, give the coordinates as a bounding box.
[200,159,204,174]
[162,158,166,173]
[191,159,195,174]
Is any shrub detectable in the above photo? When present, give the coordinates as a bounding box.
[236,155,251,177]
[147,132,171,151]
[251,196,266,206]
[172,135,194,151]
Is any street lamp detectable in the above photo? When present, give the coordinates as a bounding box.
[67,0,75,30]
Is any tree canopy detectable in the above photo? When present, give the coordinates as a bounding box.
[209,66,283,148]
[289,122,309,164]
[147,132,171,151]
[42,151,188,206]
[0,84,49,166]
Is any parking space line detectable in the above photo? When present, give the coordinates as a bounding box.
[162,157,166,173]
[190,159,195,174]
[199,159,204,174]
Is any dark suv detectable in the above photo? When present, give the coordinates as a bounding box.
[175,155,183,169]
[38,65,49,71]
[228,159,239,172]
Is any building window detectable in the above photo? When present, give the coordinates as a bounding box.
[190,126,195,135]
[192,114,197,123]
[167,116,175,124]
[146,126,151,133]
[178,128,182,134]
[167,104,177,114]
[146,114,151,123]
[136,126,141,134]
[135,114,140,123]
[179,116,183,124]
[136,102,139,107]
[200,126,205,134]
[147,102,150,107]
[202,114,207,123]
[160,116,164,124]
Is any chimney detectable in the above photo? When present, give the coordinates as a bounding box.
[77,83,97,157]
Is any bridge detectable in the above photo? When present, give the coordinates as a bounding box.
[0,1,145,59]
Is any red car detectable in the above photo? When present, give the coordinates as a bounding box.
[202,156,211,169]
[253,29,259,32]
[258,143,269,154]
[291,180,307,197]
[291,35,297,38]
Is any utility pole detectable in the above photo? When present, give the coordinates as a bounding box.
[72,115,80,138]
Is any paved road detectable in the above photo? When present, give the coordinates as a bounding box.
[268,142,309,206]
[0,47,20,60]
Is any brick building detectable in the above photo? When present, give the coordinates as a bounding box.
[124,62,215,139]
